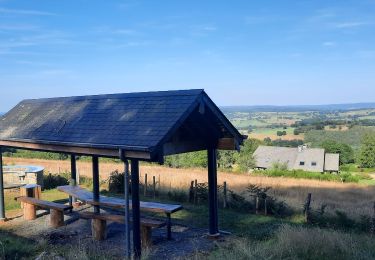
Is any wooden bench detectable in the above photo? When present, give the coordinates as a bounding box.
[79,212,165,246]
[58,185,182,239]
[17,196,72,228]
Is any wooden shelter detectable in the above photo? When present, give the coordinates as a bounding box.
[0,89,244,257]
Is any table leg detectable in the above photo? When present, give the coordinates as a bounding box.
[166,213,172,240]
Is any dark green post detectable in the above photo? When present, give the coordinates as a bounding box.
[131,159,141,258]
[0,147,5,221]
[208,147,219,236]
[69,154,77,209]
[92,156,100,213]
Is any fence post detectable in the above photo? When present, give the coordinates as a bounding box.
[223,181,227,209]
[76,168,80,185]
[189,181,194,203]
[158,174,161,196]
[194,179,198,205]
[264,198,267,215]
[255,196,259,214]
[153,176,156,199]
[304,193,312,223]
[144,174,148,197]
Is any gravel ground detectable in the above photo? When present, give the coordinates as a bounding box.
[4,205,223,259]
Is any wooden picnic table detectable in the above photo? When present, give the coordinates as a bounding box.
[57,185,183,239]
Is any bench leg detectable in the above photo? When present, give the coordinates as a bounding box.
[141,226,152,247]
[23,203,36,220]
[92,219,107,241]
[166,213,172,240]
[50,209,64,228]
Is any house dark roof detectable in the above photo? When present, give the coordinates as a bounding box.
[253,145,339,173]
[0,89,243,160]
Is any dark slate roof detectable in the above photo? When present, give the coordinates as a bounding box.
[0,89,242,154]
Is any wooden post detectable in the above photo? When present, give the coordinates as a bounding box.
[223,181,227,209]
[153,176,156,199]
[253,196,257,213]
[144,174,148,197]
[189,181,194,203]
[50,209,64,228]
[304,193,312,223]
[141,226,152,247]
[255,196,259,214]
[0,148,5,221]
[92,219,107,240]
[264,198,267,215]
[207,148,219,237]
[158,174,161,196]
[23,203,36,220]
[194,179,198,205]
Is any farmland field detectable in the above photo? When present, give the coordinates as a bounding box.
[223,107,375,142]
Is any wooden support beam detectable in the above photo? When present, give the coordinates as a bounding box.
[217,138,237,150]
[0,140,152,160]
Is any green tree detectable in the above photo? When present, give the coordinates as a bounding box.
[218,150,237,169]
[358,132,375,168]
[321,140,354,165]
[237,138,261,172]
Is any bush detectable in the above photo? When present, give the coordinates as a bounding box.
[43,173,69,190]
[108,170,125,193]
[253,168,365,183]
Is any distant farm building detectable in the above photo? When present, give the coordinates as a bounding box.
[253,145,340,173]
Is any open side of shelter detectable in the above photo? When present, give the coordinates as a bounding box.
[0,89,244,258]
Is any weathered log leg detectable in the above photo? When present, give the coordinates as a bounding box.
[23,203,36,220]
[166,213,172,240]
[92,219,107,241]
[141,226,152,247]
[50,209,64,228]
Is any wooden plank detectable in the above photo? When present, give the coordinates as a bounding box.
[57,185,183,214]
[217,138,236,150]
[17,196,72,211]
[79,212,165,228]
[0,140,152,160]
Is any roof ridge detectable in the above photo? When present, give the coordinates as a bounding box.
[22,89,205,103]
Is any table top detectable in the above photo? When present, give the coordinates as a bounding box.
[57,185,183,214]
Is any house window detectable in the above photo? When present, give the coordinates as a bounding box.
[311,162,317,166]
[299,161,305,166]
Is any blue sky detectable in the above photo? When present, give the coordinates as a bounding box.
[0,0,374,111]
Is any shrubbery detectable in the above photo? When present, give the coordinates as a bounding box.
[253,168,365,183]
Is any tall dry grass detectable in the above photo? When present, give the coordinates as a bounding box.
[4,157,375,218]
[208,225,375,260]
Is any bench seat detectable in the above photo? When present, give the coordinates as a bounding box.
[17,196,72,228]
[79,212,165,245]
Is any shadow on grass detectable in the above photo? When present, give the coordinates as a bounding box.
[0,229,40,259]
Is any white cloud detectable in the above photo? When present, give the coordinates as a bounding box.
[0,7,56,16]
[333,22,368,28]
[323,41,336,47]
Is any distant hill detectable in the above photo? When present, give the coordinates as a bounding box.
[221,103,375,113]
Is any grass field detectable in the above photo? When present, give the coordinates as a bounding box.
[4,157,375,219]
[2,156,375,258]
